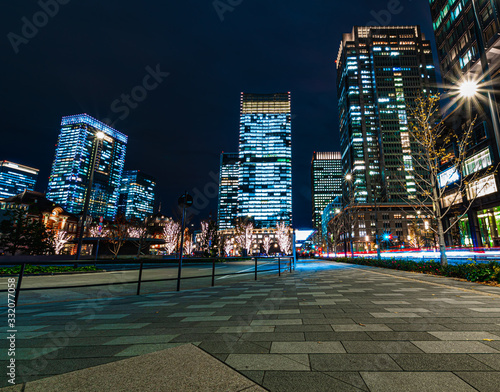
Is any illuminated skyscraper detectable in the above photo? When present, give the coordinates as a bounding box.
[429,0,500,248]
[47,114,127,220]
[337,26,436,203]
[118,170,156,221]
[217,153,240,230]
[0,161,39,199]
[311,152,342,233]
[238,93,292,228]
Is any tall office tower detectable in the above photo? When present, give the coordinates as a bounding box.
[0,161,39,199]
[217,153,240,230]
[117,170,156,221]
[337,26,437,204]
[47,114,127,221]
[311,152,342,233]
[430,0,500,247]
[238,93,292,228]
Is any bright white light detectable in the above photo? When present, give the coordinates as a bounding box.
[459,80,478,98]
[96,132,105,140]
[345,174,353,181]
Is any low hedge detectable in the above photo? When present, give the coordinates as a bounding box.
[0,265,99,275]
[332,257,500,284]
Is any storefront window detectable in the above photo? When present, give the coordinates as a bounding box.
[464,148,492,176]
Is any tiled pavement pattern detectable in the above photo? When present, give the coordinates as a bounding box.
[2,260,500,391]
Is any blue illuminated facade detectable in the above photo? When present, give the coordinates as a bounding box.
[217,153,240,230]
[46,114,128,220]
[238,93,292,228]
[118,170,156,221]
[0,161,39,199]
[337,26,436,203]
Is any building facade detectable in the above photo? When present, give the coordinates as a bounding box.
[46,114,127,221]
[430,0,500,247]
[238,93,293,228]
[311,152,342,233]
[217,153,240,230]
[335,26,437,249]
[0,161,39,199]
[117,170,156,221]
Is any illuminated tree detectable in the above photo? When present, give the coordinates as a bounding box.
[235,218,254,255]
[223,236,233,256]
[128,224,148,258]
[262,235,271,256]
[184,229,194,255]
[199,219,219,257]
[276,222,291,255]
[87,225,101,238]
[404,95,497,266]
[54,230,72,255]
[163,218,181,255]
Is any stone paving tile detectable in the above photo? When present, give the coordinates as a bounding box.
[262,371,363,392]
[216,326,275,333]
[240,333,304,342]
[271,341,346,354]
[366,332,440,341]
[103,335,178,345]
[390,353,495,371]
[273,325,334,333]
[89,323,150,330]
[304,332,373,341]
[310,353,402,371]
[250,319,302,326]
[412,341,500,353]
[370,312,421,318]
[428,331,500,340]
[360,371,477,392]
[225,354,310,371]
[332,324,392,332]
[342,341,422,354]
[199,341,271,354]
[455,371,500,392]
[471,354,500,370]
[113,343,198,356]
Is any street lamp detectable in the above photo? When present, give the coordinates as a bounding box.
[75,131,105,260]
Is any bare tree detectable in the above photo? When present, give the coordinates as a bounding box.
[163,218,181,255]
[128,224,148,258]
[183,229,194,256]
[107,215,129,260]
[276,222,291,255]
[404,95,497,266]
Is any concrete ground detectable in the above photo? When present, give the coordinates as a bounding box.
[1,260,500,391]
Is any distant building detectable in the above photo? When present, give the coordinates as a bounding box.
[46,114,128,221]
[217,153,240,230]
[0,161,38,199]
[238,93,292,228]
[321,197,342,242]
[311,152,342,233]
[117,170,156,221]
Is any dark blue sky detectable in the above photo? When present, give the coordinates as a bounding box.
[1,0,437,227]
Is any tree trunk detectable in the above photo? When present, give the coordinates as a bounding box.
[437,218,448,267]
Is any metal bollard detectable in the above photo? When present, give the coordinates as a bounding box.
[278,257,281,276]
[255,258,258,280]
[14,263,26,306]
[137,262,144,296]
[212,259,216,287]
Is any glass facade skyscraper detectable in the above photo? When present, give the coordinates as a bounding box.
[429,0,500,247]
[311,152,342,233]
[337,26,436,203]
[217,153,240,230]
[47,114,127,221]
[118,170,156,221]
[238,93,292,228]
[0,161,39,199]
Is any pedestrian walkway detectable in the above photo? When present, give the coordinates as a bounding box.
[2,260,500,391]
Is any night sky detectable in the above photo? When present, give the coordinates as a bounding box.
[1,0,438,227]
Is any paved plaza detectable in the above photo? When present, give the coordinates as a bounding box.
[2,260,500,391]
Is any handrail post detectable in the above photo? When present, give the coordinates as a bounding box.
[14,263,26,306]
[278,257,281,276]
[212,259,216,287]
[290,258,292,273]
[254,257,258,280]
[137,262,144,295]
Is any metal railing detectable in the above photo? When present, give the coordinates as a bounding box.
[1,257,295,305]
